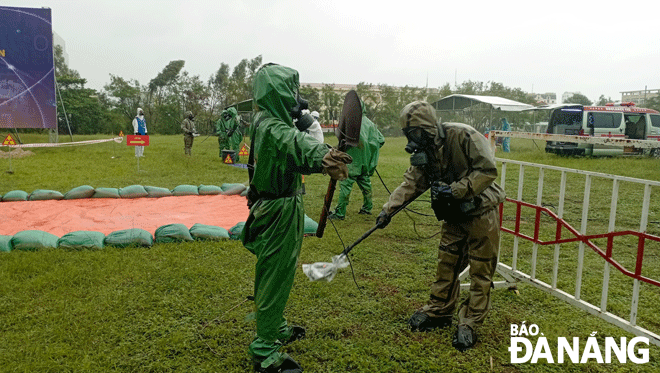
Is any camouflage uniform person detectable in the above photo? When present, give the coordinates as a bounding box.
[241,63,352,373]
[181,111,196,156]
[376,101,505,351]
[217,107,243,162]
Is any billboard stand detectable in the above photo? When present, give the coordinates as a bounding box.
[55,81,74,142]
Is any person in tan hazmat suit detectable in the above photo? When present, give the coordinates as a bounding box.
[376,101,505,351]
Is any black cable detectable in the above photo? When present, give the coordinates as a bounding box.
[328,216,364,294]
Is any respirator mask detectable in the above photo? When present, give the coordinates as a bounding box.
[403,126,434,167]
[291,92,314,131]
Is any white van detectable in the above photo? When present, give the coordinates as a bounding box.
[545,103,660,156]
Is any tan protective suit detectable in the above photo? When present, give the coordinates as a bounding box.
[181,111,195,156]
[382,101,505,330]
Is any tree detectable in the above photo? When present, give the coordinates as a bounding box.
[103,75,142,123]
[54,45,111,135]
[564,93,593,106]
[321,84,342,125]
[596,95,613,106]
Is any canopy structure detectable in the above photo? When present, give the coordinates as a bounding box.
[431,94,535,132]
[432,94,535,112]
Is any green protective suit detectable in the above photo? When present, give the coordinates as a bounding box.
[216,107,243,162]
[333,104,384,218]
[240,64,331,366]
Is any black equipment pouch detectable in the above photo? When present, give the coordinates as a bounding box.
[430,181,479,222]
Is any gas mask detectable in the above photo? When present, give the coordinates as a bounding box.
[291,92,314,131]
[403,126,434,167]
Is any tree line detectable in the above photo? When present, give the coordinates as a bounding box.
[54,48,652,137]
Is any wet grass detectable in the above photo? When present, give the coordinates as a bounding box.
[0,134,658,372]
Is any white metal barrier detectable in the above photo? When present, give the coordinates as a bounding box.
[460,158,660,346]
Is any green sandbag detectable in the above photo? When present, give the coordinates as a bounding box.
[104,228,153,248]
[198,184,223,195]
[1,190,28,202]
[154,224,194,243]
[240,187,249,197]
[11,230,59,251]
[119,185,148,199]
[229,221,245,240]
[171,184,199,196]
[64,185,95,200]
[220,183,247,195]
[189,223,230,241]
[58,231,106,250]
[93,187,120,198]
[145,186,172,198]
[303,214,319,236]
[0,235,12,252]
[29,189,64,201]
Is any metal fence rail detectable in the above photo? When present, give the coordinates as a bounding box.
[460,158,660,346]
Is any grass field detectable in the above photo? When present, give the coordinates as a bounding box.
[0,134,658,372]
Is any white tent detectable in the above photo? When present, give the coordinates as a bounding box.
[431,94,534,112]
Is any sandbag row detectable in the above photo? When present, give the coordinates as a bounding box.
[0,216,320,253]
[0,183,249,201]
[0,222,233,252]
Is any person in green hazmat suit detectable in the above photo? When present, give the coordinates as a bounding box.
[376,101,505,352]
[328,101,384,220]
[216,107,243,162]
[240,63,352,373]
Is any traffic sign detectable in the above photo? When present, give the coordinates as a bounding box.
[2,134,16,146]
[223,154,234,164]
[126,135,149,146]
[118,130,124,137]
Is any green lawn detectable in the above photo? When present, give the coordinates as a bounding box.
[0,134,658,372]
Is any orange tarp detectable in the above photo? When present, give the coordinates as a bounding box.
[0,194,250,237]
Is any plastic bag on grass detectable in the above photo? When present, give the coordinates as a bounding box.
[119,185,148,199]
[93,187,120,198]
[171,184,199,196]
[144,186,172,198]
[57,231,106,250]
[104,228,153,248]
[198,184,223,195]
[220,183,247,195]
[29,189,64,201]
[155,224,194,243]
[189,223,230,241]
[0,235,12,252]
[64,185,95,200]
[11,230,59,251]
[1,190,28,202]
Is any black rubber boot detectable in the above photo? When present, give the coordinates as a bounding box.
[357,209,372,215]
[253,354,303,373]
[452,324,477,352]
[282,325,306,345]
[408,311,452,332]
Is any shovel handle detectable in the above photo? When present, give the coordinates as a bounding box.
[316,178,337,238]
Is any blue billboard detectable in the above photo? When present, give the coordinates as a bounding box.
[0,6,56,129]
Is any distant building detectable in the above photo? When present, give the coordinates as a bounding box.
[530,92,556,105]
[562,92,582,103]
[620,89,659,106]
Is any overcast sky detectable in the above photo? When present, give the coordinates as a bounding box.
[4,0,659,103]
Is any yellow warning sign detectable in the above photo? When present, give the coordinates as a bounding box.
[239,144,249,156]
[224,154,234,164]
[118,130,124,137]
[2,134,16,146]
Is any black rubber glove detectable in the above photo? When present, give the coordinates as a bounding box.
[376,210,391,229]
[134,132,138,135]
